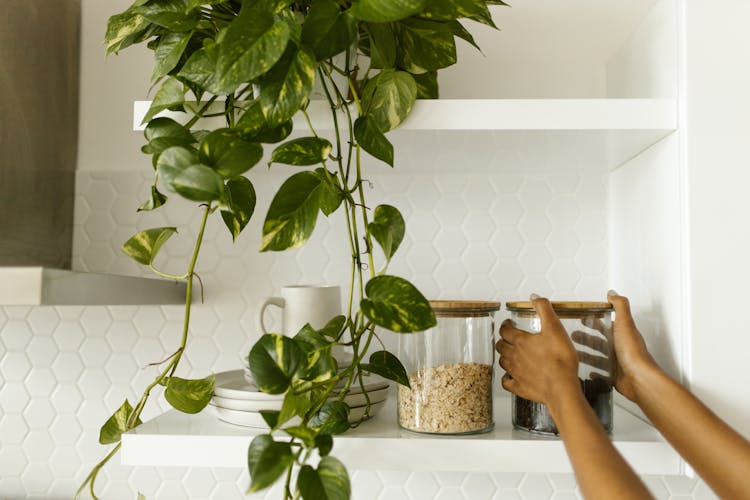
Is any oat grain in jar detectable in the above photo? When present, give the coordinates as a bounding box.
[506,301,614,435]
[397,300,501,435]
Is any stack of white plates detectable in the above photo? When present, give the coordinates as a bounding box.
[210,369,389,428]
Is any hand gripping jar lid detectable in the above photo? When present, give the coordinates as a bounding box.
[397,300,501,435]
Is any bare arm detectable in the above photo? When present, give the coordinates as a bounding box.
[497,295,653,500]
[607,292,750,499]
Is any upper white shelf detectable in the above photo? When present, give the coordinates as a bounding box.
[121,392,682,474]
[134,98,676,171]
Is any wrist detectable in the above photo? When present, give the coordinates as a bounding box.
[545,376,586,417]
[627,356,664,404]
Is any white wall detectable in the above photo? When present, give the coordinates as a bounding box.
[684,0,750,437]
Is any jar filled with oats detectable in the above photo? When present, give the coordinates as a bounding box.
[397,300,501,435]
[506,301,614,435]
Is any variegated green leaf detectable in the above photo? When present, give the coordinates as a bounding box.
[122,227,178,266]
[354,115,393,166]
[135,0,199,31]
[360,70,417,132]
[99,400,141,444]
[164,375,215,414]
[105,9,151,55]
[152,31,193,81]
[395,18,457,73]
[364,22,396,69]
[142,77,186,124]
[171,164,225,201]
[259,46,316,126]
[247,435,294,492]
[137,184,169,212]
[270,137,332,166]
[349,0,428,22]
[199,129,263,177]
[367,204,405,261]
[300,0,358,60]
[156,146,199,189]
[177,43,222,94]
[360,350,409,387]
[260,170,342,251]
[360,275,436,333]
[214,6,290,94]
[247,334,306,394]
[221,176,257,241]
[310,401,349,435]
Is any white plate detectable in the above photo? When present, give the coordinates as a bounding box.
[213,370,286,401]
[211,385,390,412]
[211,400,385,428]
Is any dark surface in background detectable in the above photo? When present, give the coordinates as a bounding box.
[0,0,80,267]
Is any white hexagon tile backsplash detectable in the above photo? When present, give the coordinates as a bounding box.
[0,165,717,499]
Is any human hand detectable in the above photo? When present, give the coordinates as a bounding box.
[496,294,581,408]
[572,290,657,402]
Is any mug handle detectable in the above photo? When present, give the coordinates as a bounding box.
[258,297,285,334]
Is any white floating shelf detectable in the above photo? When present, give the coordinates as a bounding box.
[0,267,186,305]
[122,392,682,474]
[134,98,676,171]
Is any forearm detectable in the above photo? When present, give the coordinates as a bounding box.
[632,364,750,499]
[548,383,653,500]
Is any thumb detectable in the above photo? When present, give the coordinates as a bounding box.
[607,290,635,326]
[530,293,563,332]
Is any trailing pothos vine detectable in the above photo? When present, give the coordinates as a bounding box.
[78,0,504,498]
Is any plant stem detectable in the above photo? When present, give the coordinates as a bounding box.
[78,204,212,497]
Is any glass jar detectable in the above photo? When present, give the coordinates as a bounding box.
[506,301,614,435]
[397,300,501,435]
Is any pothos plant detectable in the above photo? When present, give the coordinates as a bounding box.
[77,0,505,498]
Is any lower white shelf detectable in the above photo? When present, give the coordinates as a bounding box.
[121,392,682,474]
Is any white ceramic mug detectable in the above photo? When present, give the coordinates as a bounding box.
[258,284,342,336]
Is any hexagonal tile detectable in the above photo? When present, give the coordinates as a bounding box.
[0,413,29,444]
[436,471,468,487]
[434,487,466,500]
[0,444,27,477]
[132,337,166,368]
[180,468,217,497]
[519,212,552,243]
[406,176,441,209]
[52,320,86,351]
[128,466,163,497]
[22,430,55,462]
[463,212,496,241]
[518,179,553,210]
[463,275,497,300]
[83,241,117,272]
[3,320,33,350]
[49,446,82,478]
[1,382,30,413]
[85,179,118,210]
[491,226,525,259]
[491,260,525,293]
[641,476,670,500]
[406,242,440,274]
[105,352,139,384]
[27,308,60,335]
[408,210,440,242]
[50,414,82,446]
[404,472,440,500]
[80,308,113,336]
[546,196,580,227]
[133,307,166,337]
[663,475,698,495]
[4,306,31,320]
[462,473,497,500]
[546,230,581,259]
[519,244,553,275]
[350,470,384,500]
[79,337,112,368]
[106,321,138,353]
[546,260,582,293]
[434,260,468,293]
[519,473,553,500]
[434,229,469,259]
[184,335,220,370]
[575,244,607,277]
[25,368,57,398]
[550,492,581,500]
[491,196,524,226]
[84,211,117,241]
[1,352,31,382]
[24,398,56,429]
[50,384,84,414]
[51,351,84,383]
[692,480,720,500]
[463,243,496,274]
[434,195,469,228]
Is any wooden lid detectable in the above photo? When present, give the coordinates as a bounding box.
[429,300,502,317]
[506,301,612,318]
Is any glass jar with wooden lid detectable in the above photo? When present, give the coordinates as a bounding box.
[397,300,501,435]
[505,301,614,435]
